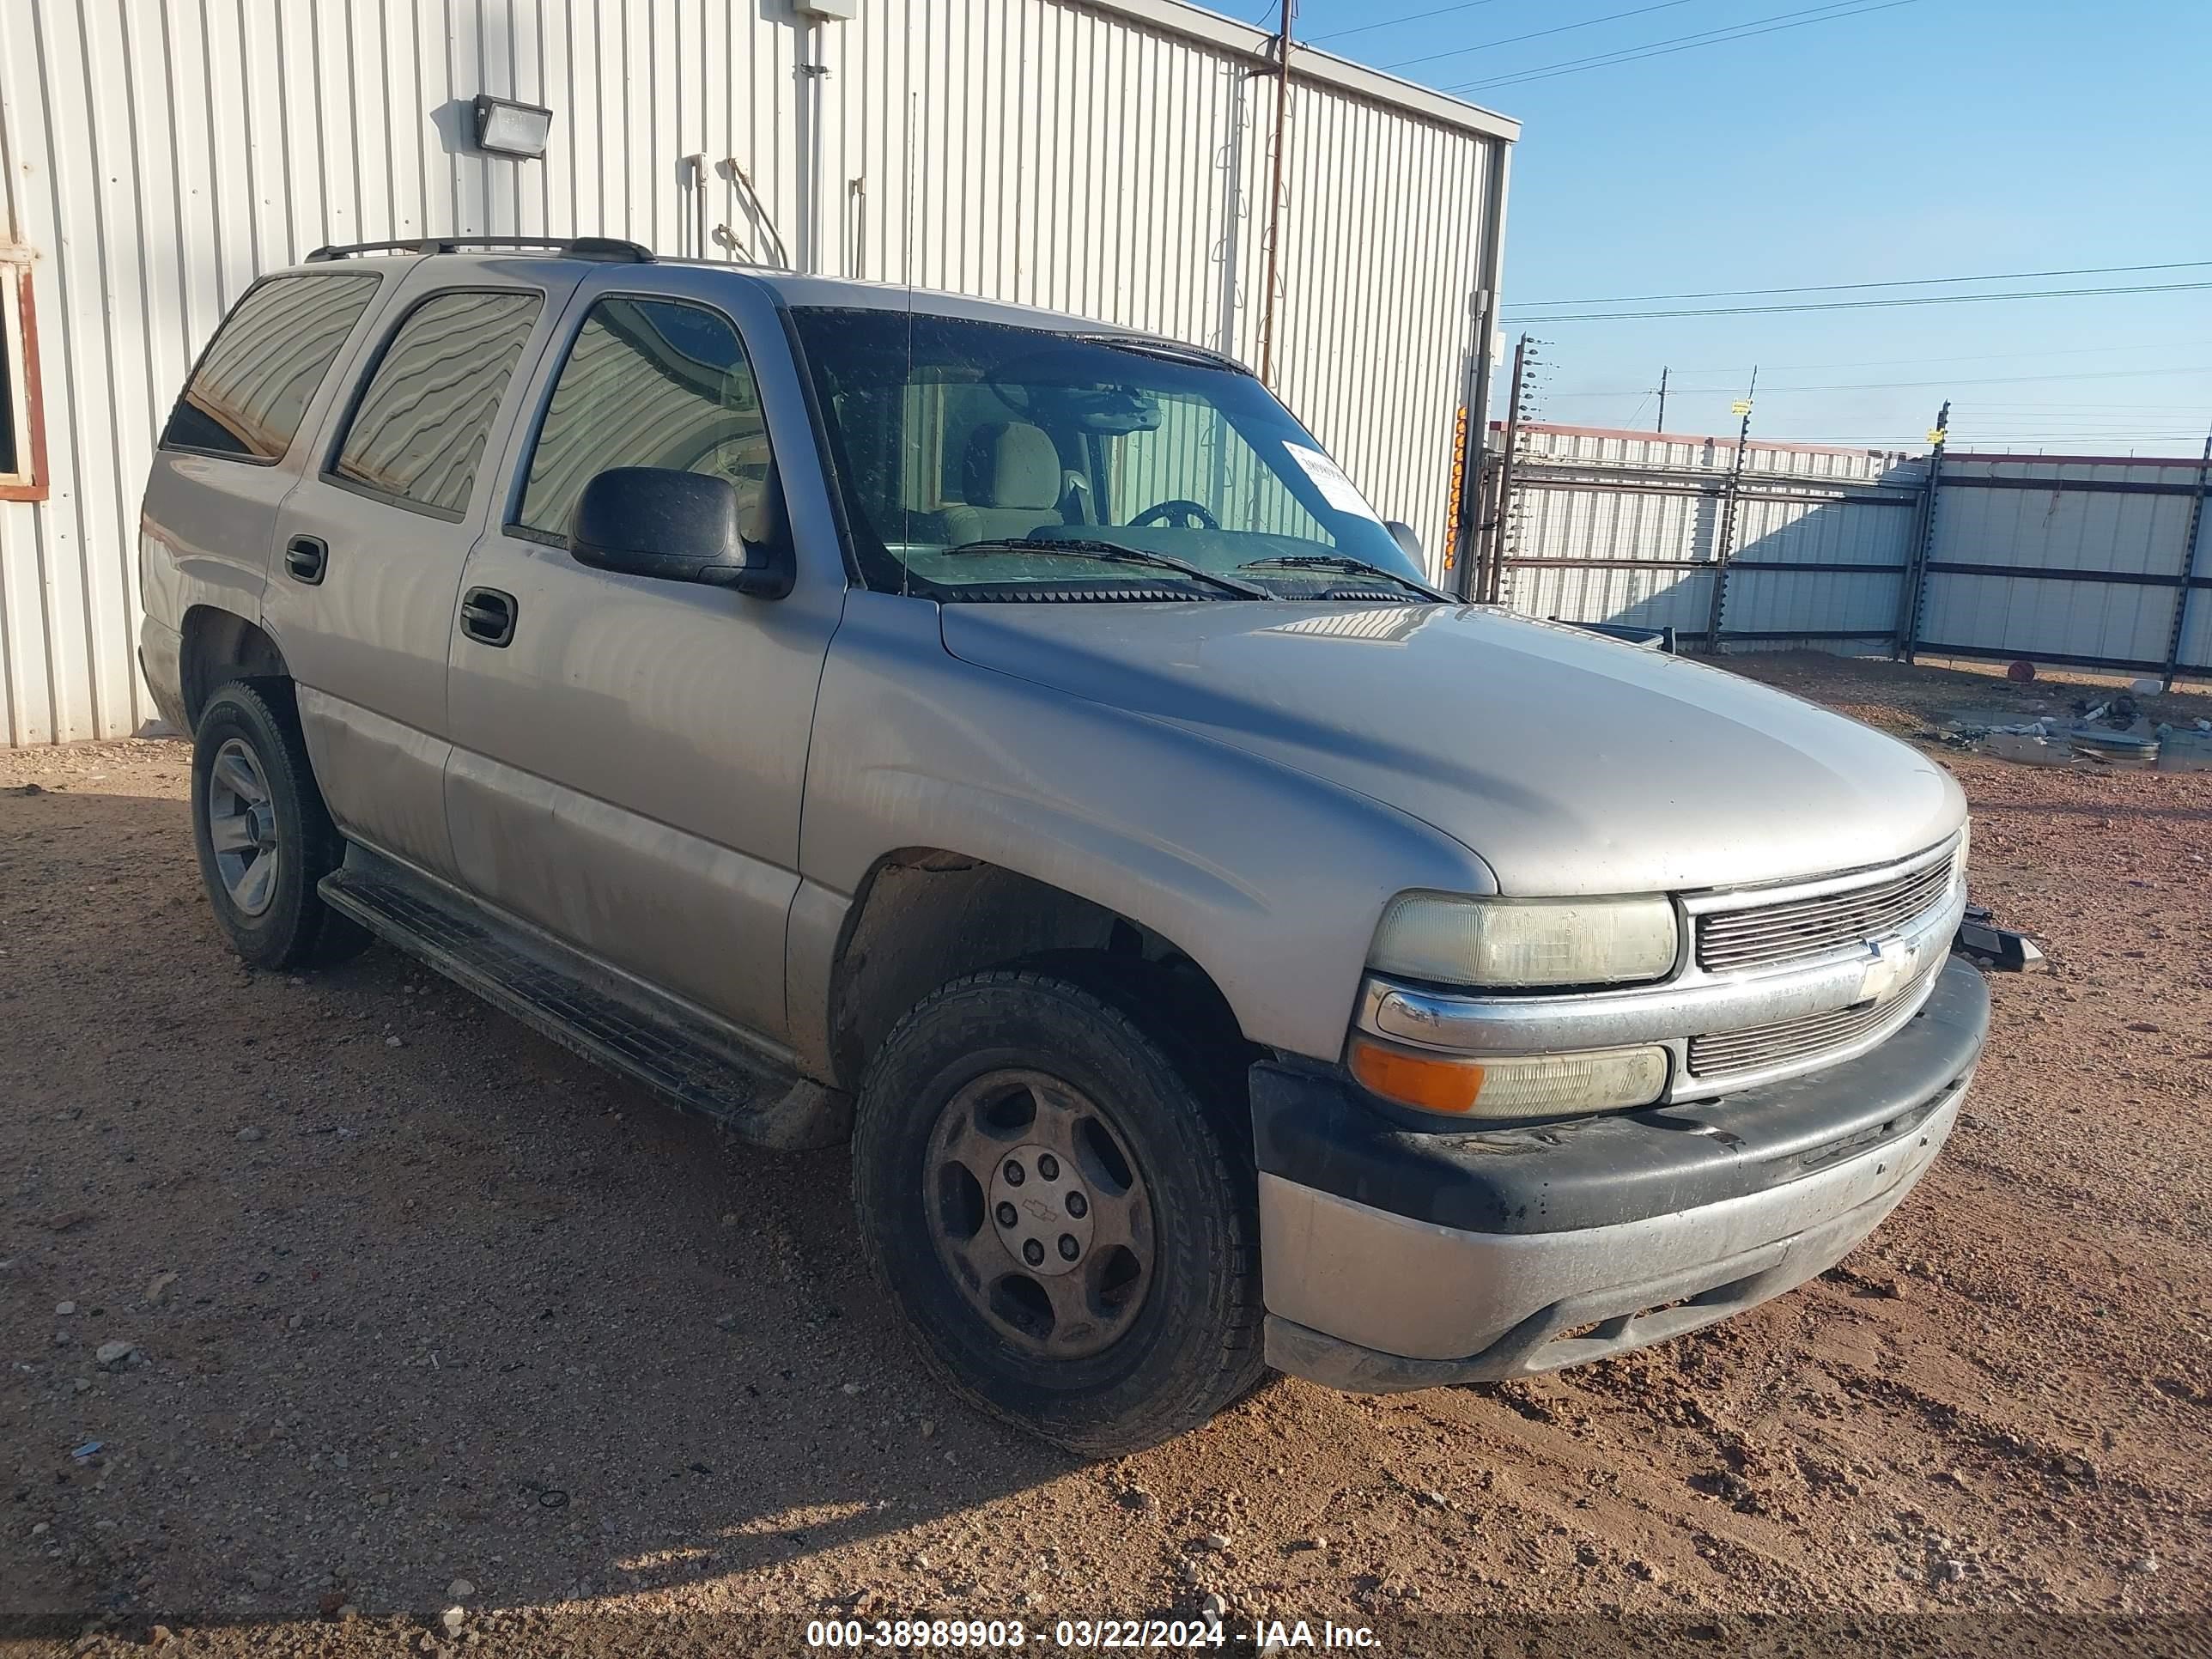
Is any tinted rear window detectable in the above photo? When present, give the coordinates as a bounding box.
[331,290,541,517]
[161,274,381,462]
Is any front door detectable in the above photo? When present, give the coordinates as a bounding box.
[442,276,843,1045]
[265,269,576,879]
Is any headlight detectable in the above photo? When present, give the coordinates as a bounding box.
[1369,892,1679,988]
[1348,1036,1668,1119]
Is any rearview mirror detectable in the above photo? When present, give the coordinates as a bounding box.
[569,465,794,599]
[1384,520,1422,564]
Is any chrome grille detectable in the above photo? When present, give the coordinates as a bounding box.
[1697,853,1955,974]
[1687,993,1904,1079]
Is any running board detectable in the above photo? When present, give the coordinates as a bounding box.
[319,848,850,1151]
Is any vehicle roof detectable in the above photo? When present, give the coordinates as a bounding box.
[283,249,1220,360]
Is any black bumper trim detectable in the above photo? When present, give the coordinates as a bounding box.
[1252,957,1989,1237]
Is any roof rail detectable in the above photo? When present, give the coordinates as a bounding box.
[304,235,654,264]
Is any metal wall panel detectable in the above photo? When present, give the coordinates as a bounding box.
[1916,455,2198,669]
[2179,482,2212,672]
[1915,571,2179,668]
[1493,424,1924,648]
[0,0,1510,744]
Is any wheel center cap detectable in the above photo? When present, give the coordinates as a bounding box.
[245,804,276,848]
[988,1141,1094,1277]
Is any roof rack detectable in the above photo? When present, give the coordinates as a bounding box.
[304,235,654,264]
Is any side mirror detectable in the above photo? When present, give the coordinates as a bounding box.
[569,465,794,599]
[1383,520,1423,564]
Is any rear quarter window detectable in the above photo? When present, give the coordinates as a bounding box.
[330,289,542,518]
[161,273,382,463]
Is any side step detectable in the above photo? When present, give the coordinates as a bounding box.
[319,848,850,1150]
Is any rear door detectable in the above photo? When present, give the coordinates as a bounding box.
[441,270,847,1042]
[264,260,582,879]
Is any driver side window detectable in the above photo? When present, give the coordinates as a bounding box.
[515,296,768,540]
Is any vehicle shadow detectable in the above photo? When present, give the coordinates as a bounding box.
[0,781,1099,1642]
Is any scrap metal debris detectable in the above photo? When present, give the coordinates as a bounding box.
[1918,696,2212,771]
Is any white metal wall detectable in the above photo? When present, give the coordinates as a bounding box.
[1917,454,2209,673]
[0,0,1513,744]
[1495,424,1927,650]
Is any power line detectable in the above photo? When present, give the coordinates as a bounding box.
[1507,258,2212,310]
[1540,364,2212,398]
[1650,338,2212,374]
[1508,279,2212,322]
[1449,0,1918,93]
[1305,0,1504,45]
[1378,1,1697,70]
[1942,402,2212,411]
[1805,435,2203,448]
[1659,362,2212,392]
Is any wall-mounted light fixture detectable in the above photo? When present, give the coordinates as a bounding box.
[472,94,553,160]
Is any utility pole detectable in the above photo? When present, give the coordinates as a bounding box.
[1256,0,1295,388]
[1482,332,1533,605]
[1897,398,1950,662]
[1656,366,1668,432]
[1701,367,1758,652]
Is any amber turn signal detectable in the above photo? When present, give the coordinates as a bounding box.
[1347,1036,1488,1115]
[1346,1034,1668,1120]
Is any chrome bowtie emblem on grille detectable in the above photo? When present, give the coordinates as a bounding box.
[1859,933,1916,1000]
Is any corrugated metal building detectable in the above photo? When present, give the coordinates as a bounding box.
[0,0,1515,745]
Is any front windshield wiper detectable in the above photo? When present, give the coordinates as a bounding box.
[1233,554,1447,602]
[942,538,1276,599]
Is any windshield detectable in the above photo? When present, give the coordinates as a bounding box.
[789,307,1431,601]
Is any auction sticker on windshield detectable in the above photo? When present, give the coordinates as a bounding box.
[1282,442,1383,522]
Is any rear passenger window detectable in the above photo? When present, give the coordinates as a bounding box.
[332,290,542,518]
[515,297,769,540]
[161,273,380,462]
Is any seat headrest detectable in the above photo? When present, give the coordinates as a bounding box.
[963,422,1061,511]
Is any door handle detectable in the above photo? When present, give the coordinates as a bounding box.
[459,586,518,647]
[283,536,328,585]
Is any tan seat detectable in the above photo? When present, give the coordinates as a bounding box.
[939,421,1065,545]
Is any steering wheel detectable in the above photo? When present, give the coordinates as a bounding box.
[1127,498,1220,531]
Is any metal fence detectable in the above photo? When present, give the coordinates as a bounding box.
[1484,423,2212,684]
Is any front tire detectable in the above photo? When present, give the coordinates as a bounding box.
[190,681,364,969]
[851,967,1265,1456]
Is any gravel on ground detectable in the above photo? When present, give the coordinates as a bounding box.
[2,653,2208,1657]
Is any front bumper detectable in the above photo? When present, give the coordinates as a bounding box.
[1255,957,1989,1391]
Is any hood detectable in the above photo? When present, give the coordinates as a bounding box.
[938,601,1964,896]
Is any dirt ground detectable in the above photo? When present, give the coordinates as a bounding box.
[3,653,2209,1659]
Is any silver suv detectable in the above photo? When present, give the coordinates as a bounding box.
[138,238,1986,1454]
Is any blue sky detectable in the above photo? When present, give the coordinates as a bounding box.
[1272,0,2212,453]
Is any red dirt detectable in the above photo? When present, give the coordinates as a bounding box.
[3,653,2208,1657]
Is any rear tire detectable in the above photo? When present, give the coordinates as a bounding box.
[190,681,365,969]
[851,966,1265,1457]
